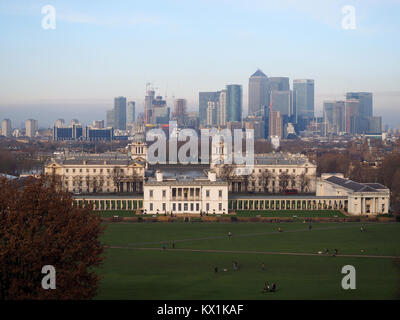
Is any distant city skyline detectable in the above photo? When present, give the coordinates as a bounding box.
[1,1,400,128]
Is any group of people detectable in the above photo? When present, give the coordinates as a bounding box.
[162,241,176,250]
[321,248,339,256]
[214,260,239,273]
[263,281,276,293]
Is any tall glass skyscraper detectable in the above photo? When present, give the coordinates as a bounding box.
[346,92,372,118]
[114,96,127,130]
[248,69,269,116]
[293,79,314,121]
[127,101,136,124]
[269,77,290,92]
[199,92,220,126]
[226,84,242,123]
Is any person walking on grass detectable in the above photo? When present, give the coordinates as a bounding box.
[261,263,265,271]
[263,282,270,293]
[228,231,232,240]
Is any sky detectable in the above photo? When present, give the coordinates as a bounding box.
[0,0,399,128]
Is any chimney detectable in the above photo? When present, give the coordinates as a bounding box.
[156,170,163,182]
[208,171,217,182]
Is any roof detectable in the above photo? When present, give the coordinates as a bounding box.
[325,176,388,193]
[229,193,346,200]
[250,69,267,78]
[73,194,143,200]
[47,157,145,166]
[145,179,227,186]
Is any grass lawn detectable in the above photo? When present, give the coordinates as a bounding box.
[235,210,345,217]
[96,222,400,299]
[97,210,136,217]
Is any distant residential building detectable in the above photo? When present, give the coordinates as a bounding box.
[226,84,242,123]
[218,90,227,126]
[206,101,218,126]
[199,92,220,126]
[114,96,127,130]
[106,110,115,128]
[345,99,360,134]
[92,120,104,129]
[368,116,382,134]
[186,112,200,130]
[293,79,314,121]
[25,119,38,138]
[144,90,170,125]
[172,99,187,126]
[55,119,65,128]
[248,69,269,116]
[151,96,170,124]
[145,90,155,124]
[323,100,345,134]
[269,110,283,139]
[127,101,136,124]
[244,116,266,139]
[1,119,12,137]
[70,119,80,126]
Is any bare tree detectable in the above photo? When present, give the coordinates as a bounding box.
[278,172,291,192]
[260,170,274,193]
[111,167,124,192]
[299,172,311,192]
[217,164,236,192]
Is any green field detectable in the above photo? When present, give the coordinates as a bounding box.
[235,210,345,217]
[97,222,400,300]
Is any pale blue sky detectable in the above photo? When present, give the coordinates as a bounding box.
[0,0,399,127]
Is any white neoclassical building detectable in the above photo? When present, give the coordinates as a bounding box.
[44,137,147,193]
[143,170,228,215]
[316,173,390,215]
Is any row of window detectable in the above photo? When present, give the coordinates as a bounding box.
[65,168,128,174]
[149,189,224,198]
[148,202,223,212]
[253,168,309,174]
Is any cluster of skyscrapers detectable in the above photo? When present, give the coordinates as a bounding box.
[1,118,38,138]
[197,70,381,141]
[197,70,316,140]
[323,92,381,135]
[106,97,136,130]
[1,69,383,142]
[199,84,243,127]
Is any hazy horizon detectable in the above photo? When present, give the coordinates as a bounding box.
[1,0,399,128]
